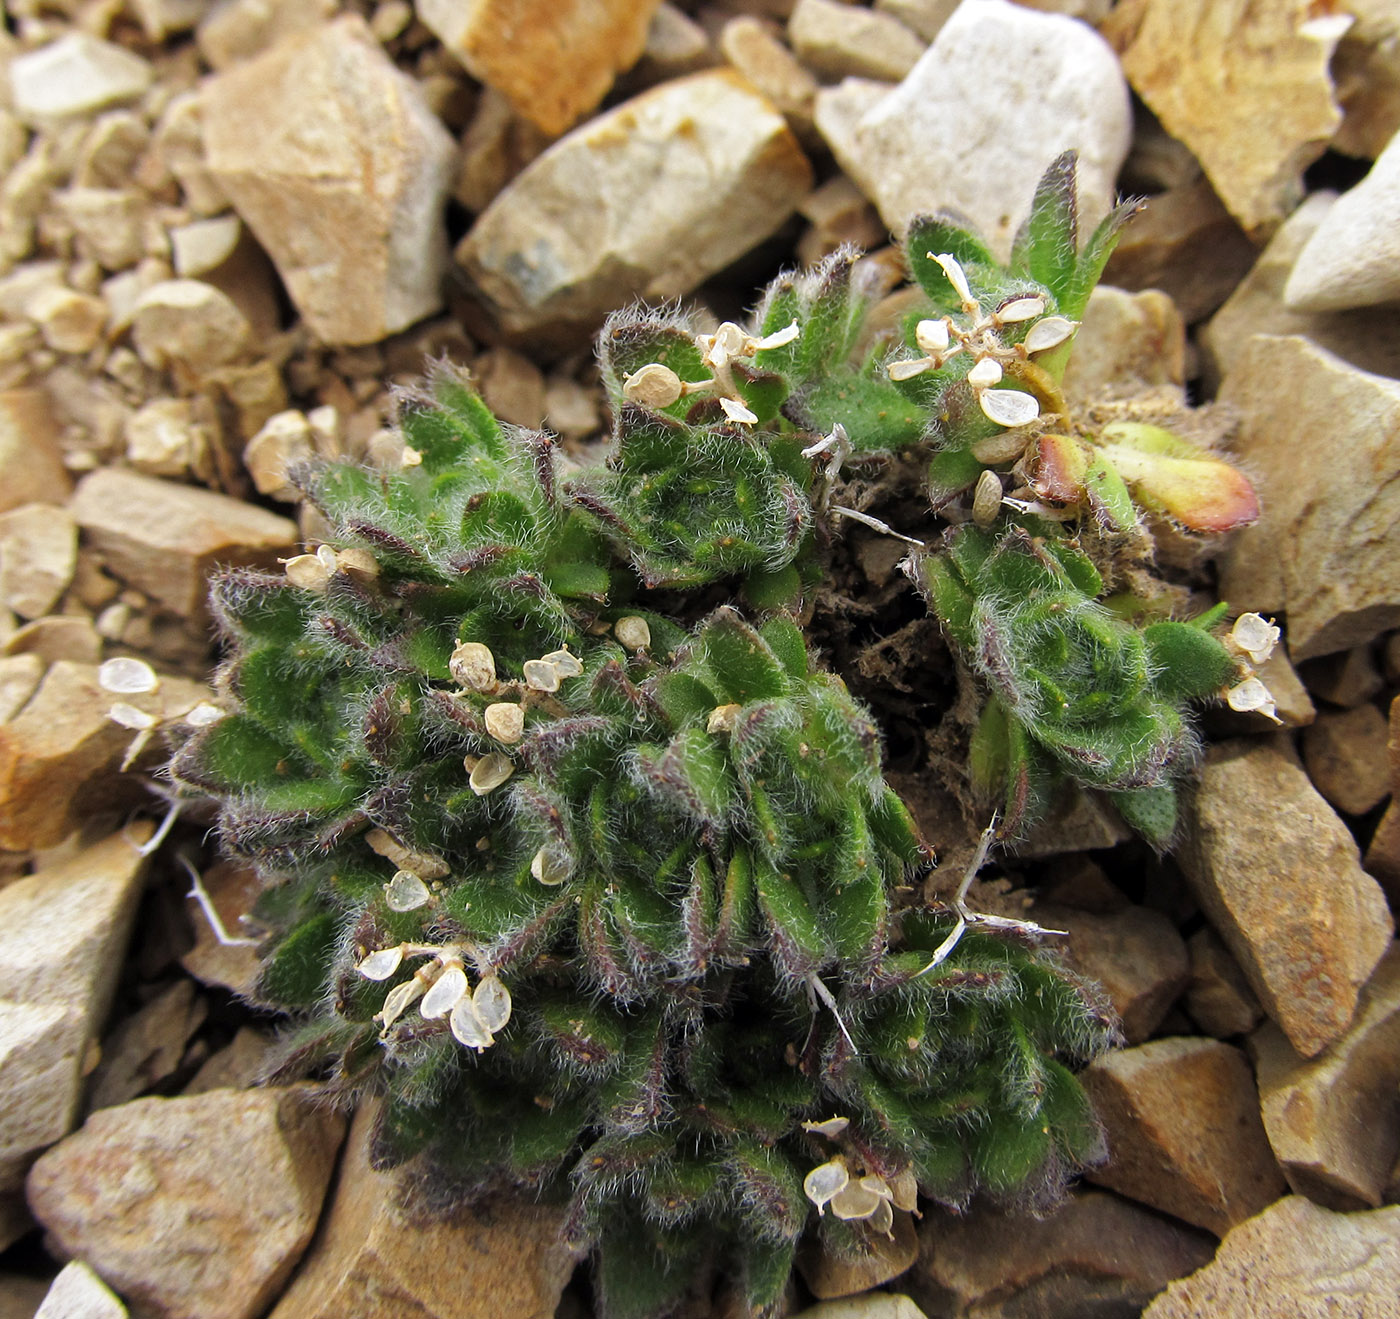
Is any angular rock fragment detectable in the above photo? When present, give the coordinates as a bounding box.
[27,1088,345,1319]
[797,1211,918,1300]
[69,468,296,619]
[817,0,1130,259]
[0,390,71,513]
[202,16,457,345]
[1082,1037,1285,1235]
[1180,738,1393,1057]
[1331,0,1400,159]
[131,280,251,379]
[1250,944,1400,1210]
[788,0,926,83]
[33,1261,127,1319]
[1143,1196,1400,1318]
[1061,286,1186,404]
[9,34,153,125]
[1186,928,1263,1039]
[1301,704,1391,817]
[458,70,812,342]
[87,980,208,1112]
[1103,0,1347,234]
[267,1104,577,1319]
[196,0,338,70]
[0,504,78,620]
[1218,336,1400,659]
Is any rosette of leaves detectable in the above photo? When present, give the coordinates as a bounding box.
[913,517,1240,846]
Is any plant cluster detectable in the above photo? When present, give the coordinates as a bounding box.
[170,155,1271,1317]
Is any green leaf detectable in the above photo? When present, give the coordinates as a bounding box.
[256,910,337,1008]
[907,213,995,302]
[634,728,735,824]
[755,861,828,974]
[926,445,984,506]
[1062,197,1145,320]
[1013,149,1078,296]
[701,610,789,703]
[1082,453,1138,532]
[1107,783,1179,849]
[1144,620,1236,702]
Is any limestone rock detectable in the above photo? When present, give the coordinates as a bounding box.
[632,4,713,85]
[1062,286,1186,405]
[0,391,72,513]
[1082,1037,1285,1235]
[1186,927,1263,1039]
[912,1189,1215,1318]
[1103,177,1258,326]
[418,0,662,137]
[9,34,153,126]
[796,173,885,267]
[69,467,296,619]
[788,0,926,83]
[131,280,251,380]
[267,1103,578,1319]
[1179,738,1394,1057]
[0,654,44,724]
[202,15,457,346]
[1251,944,1400,1210]
[1284,130,1400,313]
[874,0,959,43]
[243,410,315,502]
[817,0,1130,260]
[1366,802,1400,905]
[184,1027,271,1095]
[54,188,147,274]
[474,346,547,429]
[3,615,103,667]
[720,15,819,131]
[124,399,212,479]
[27,1088,345,1319]
[0,828,150,1191]
[196,0,338,70]
[1143,1196,1400,1318]
[1332,0,1400,159]
[1217,335,1400,659]
[797,1210,918,1299]
[1103,0,1347,234]
[27,287,109,356]
[179,860,261,997]
[1302,642,1387,710]
[168,215,242,279]
[0,504,78,620]
[457,70,813,342]
[34,1261,127,1319]
[1029,901,1188,1045]
[87,979,208,1112]
[790,1298,926,1319]
[1302,704,1391,817]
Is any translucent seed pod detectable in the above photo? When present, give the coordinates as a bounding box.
[1023,315,1077,353]
[378,979,423,1028]
[868,1195,895,1235]
[995,295,1046,324]
[356,946,404,980]
[932,253,976,309]
[108,703,157,731]
[335,547,379,578]
[718,396,759,426]
[98,656,159,694]
[752,319,800,350]
[484,702,525,743]
[531,845,570,886]
[622,363,684,409]
[1230,612,1280,666]
[450,994,494,1050]
[979,388,1040,428]
[283,553,331,592]
[915,318,950,354]
[966,357,1004,389]
[473,975,512,1034]
[829,1181,882,1221]
[420,962,469,1018]
[384,869,431,911]
[888,1166,919,1213]
[972,468,1003,528]
[614,616,651,650]
[449,641,497,693]
[469,752,515,796]
[800,1116,850,1139]
[522,658,561,692]
[541,648,584,678]
[969,429,1031,464]
[182,701,226,727]
[888,356,933,382]
[802,1158,850,1214]
[859,1174,894,1202]
[1226,677,1280,723]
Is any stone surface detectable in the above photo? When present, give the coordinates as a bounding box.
[1029,901,1188,1045]
[54,188,148,274]
[1062,285,1186,404]
[796,172,885,267]
[27,1088,345,1319]
[1332,0,1400,159]
[28,286,109,356]
[1302,642,1387,710]
[458,70,812,342]
[790,1298,926,1319]
[720,15,819,129]
[874,0,959,43]
[1285,129,1400,313]
[203,15,457,346]
[1143,1196,1400,1318]
[0,391,71,514]
[0,661,210,851]
[1186,927,1264,1039]
[267,1102,577,1319]
[0,1274,50,1318]
[69,467,296,619]
[419,0,662,137]
[1082,1037,1286,1235]
[184,1027,271,1095]
[1203,191,1400,389]
[0,654,44,724]
[87,980,208,1112]
[1251,943,1400,1210]
[124,399,212,480]
[0,828,150,1191]
[0,504,78,620]
[196,0,338,70]
[9,34,153,126]
[1302,703,1391,817]
[3,616,103,667]
[1180,738,1394,1057]
[912,1189,1215,1319]
[1103,177,1258,326]
[818,0,1130,259]
[179,860,261,997]
[1217,335,1400,660]
[34,1261,127,1319]
[788,0,926,83]
[1367,801,1400,904]
[1104,0,1347,234]
[131,280,251,380]
[797,1210,919,1299]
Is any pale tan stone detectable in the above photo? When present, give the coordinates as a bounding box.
[916,1189,1214,1317]
[796,172,884,267]
[0,504,77,620]
[9,34,152,126]
[1104,0,1346,234]
[458,70,813,342]
[418,0,663,137]
[797,1208,918,1299]
[789,0,926,82]
[1143,1196,1400,1319]
[1217,335,1400,660]
[34,1261,127,1318]
[0,654,44,724]
[124,398,212,479]
[1083,1037,1285,1235]
[184,1027,271,1095]
[27,1088,345,1319]
[131,279,251,379]
[87,979,208,1112]
[73,111,150,190]
[1302,704,1391,817]
[169,214,242,279]
[1186,927,1263,1039]
[454,88,553,215]
[790,1297,926,1319]
[0,827,150,1189]
[721,15,819,126]
[27,286,108,355]
[146,91,228,218]
[1062,286,1186,405]
[1250,944,1400,1210]
[543,376,600,442]
[55,188,147,272]
[2,616,103,667]
[69,467,296,618]
[179,859,261,997]
[634,4,714,83]
[203,16,457,346]
[204,359,290,441]
[268,1103,578,1319]
[1302,641,1386,710]
[1180,738,1394,1057]
[1332,0,1400,159]
[874,0,958,43]
[244,410,315,501]
[474,346,546,428]
[197,0,338,69]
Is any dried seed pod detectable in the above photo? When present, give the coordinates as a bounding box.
[531,845,570,886]
[357,946,404,980]
[995,295,1046,324]
[450,994,493,1049]
[98,657,159,694]
[979,388,1039,428]
[469,751,514,795]
[967,357,1004,390]
[969,429,1031,464]
[473,975,512,1033]
[450,641,497,692]
[421,962,470,1018]
[614,616,651,650]
[523,658,561,692]
[484,702,525,743]
[622,363,684,409]
[972,469,1003,528]
[385,869,431,911]
[1024,315,1076,353]
[802,1158,849,1213]
[284,553,331,592]
[541,648,584,678]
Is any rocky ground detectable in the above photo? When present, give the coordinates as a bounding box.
[2,0,1400,1316]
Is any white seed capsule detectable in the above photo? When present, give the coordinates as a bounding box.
[449,641,497,693]
[1226,677,1280,722]
[450,994,494,1049]
[98,657,159,695]
[1230,612,1280,666]
[377,978,422,1028]
[284,553,331,592]
[718,395,759,426]
[966,357,1004,389]
[800,1116,850,1139]
[420,962,469,1018]
[888,1166,918,1212]
[108,702,157,731]
[541,648,584,678]
[803,1158,850,1213]
[469,751,515,795]
[868,1195,895,1235]
[915,318,950,354]
[995,295,1046,324]
[972,468,1003,528]
[335,547,379,578]
[978,388,1040,428]
[473,975,512,1033]
[484,702,525,743]
[830,1181,883,1221]
[357,946,404,980]
[969,429,1031,464]
[614,616,651,650]
[1023,315,1077,353]
[385,869,431,911]
[182,701,226,727]
[522,658,561,692]
[622,363,684,409]
[887,356,933,382]
[531,845,570,886]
